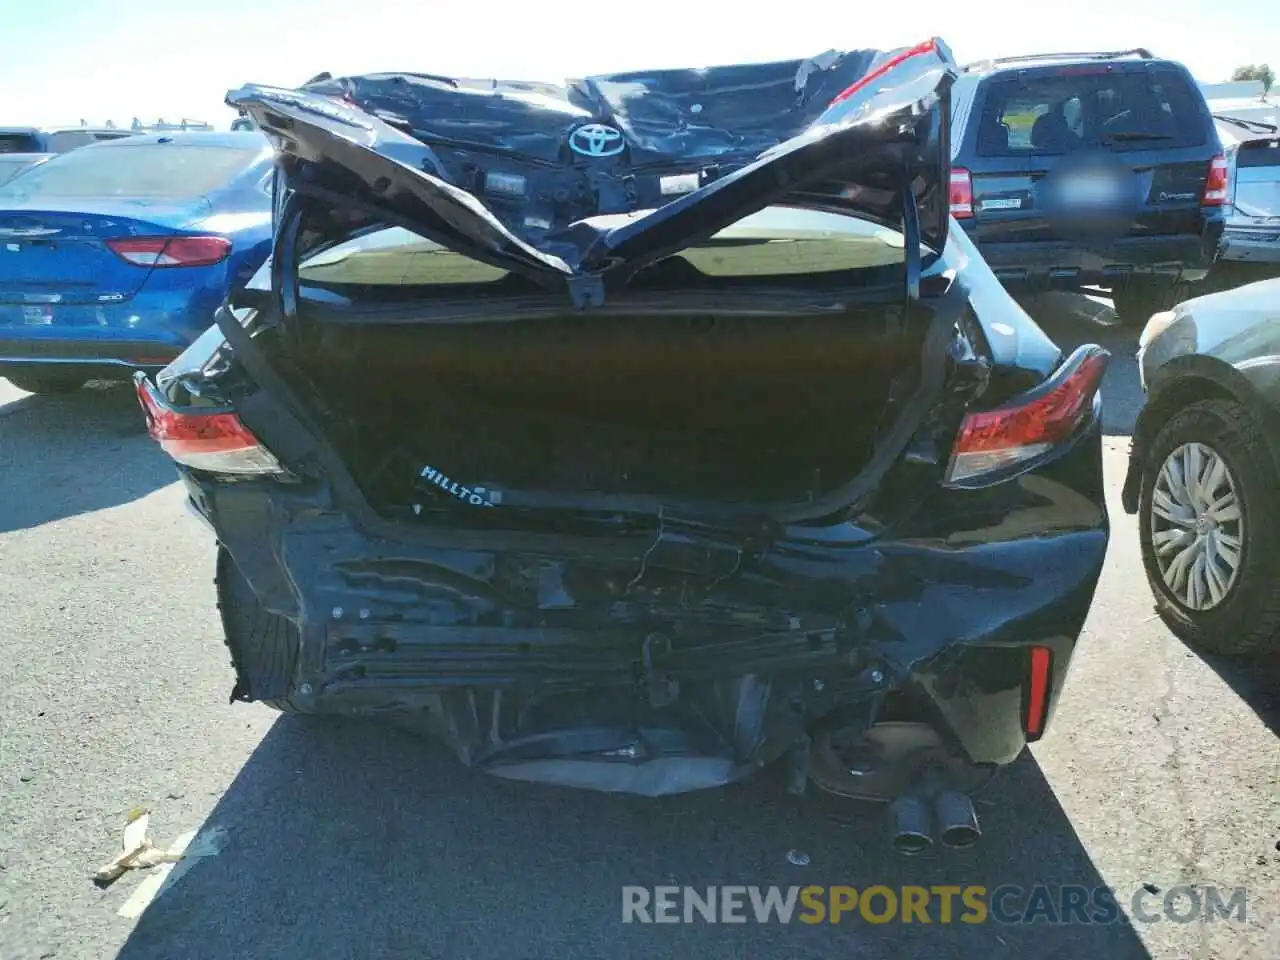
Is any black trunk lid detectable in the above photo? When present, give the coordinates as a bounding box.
[227,39,958,285]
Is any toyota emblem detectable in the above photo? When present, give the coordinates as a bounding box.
[569,123,625,158]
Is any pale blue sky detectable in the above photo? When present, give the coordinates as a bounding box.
[3,0,1277,128]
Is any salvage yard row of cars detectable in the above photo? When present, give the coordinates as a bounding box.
[4,40,1280,853]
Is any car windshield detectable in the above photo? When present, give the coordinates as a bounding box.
[0,143,261,201]
[977,67,1208,155]
[296,207,911,288]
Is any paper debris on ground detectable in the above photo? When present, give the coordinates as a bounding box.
[92,808,183,887]
[116,825,226,920]
[92,806,226,906]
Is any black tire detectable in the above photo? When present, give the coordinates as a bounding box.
[214,546,309,712]
[4,372,85,394]
[1138,398,1280,655]
[1112,281,1181,329]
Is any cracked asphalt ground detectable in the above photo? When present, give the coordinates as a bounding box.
[0,295,1277,960]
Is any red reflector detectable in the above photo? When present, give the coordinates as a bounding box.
[945,346,1109,484]
[136,378,284,476]
[1201,153,1229,206]
[1025,646,1053,738]
[950,167,974,219]
[107,235,232,268]
[828,39,939,107]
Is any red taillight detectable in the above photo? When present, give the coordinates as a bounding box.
[949,167,974,219]
[136,378,285,476]
[1201,153,1229,206]
[828,39,939,107]
[1024,646,1053,739]
[944,346,1109,485]
[107,235,232,268]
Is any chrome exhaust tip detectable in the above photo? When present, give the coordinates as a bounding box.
[933,789,981,848]
[887,794,934,856]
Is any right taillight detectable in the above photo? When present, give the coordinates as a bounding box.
[1201,153,1229,206]
[135,375,286,476]
[943,345,1110,486]
[949,167,974,219]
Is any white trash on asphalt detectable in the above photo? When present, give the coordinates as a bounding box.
[92,809,183,886]
[92,807,226,919]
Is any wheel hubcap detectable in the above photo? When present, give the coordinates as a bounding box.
[1150,442,1244,611]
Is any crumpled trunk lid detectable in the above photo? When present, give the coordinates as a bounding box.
[226,39,957,286]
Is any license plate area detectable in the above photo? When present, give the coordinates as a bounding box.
[23,304,53,325]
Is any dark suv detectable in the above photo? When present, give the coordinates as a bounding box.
[948,50,1227,325]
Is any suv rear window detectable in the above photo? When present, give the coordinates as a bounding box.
[976,67,1208,156]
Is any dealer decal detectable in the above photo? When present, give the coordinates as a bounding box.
[419,465,497,507]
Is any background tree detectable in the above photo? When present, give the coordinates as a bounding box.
[1231,64,1275,95]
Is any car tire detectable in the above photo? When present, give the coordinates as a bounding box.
[215,546,310,712]
[4,372,85,394]
[1112,281,1181,328]
[1138,398,1280,655]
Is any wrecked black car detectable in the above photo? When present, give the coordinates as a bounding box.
[135,39,1110,853]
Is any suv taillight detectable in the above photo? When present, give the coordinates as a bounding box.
[1201,154,1229,206]
[949,167,974,219]
[943,346,1109,486]
[136,377,286,476]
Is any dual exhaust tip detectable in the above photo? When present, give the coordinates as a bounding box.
[888,789,981,855]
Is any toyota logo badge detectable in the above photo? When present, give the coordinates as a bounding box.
[569,123,625,158]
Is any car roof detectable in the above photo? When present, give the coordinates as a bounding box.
[961,48,1176,78]
[0,125,128,135]
[79,130,271,151]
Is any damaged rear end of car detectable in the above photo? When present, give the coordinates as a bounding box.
[136,40,1110,851]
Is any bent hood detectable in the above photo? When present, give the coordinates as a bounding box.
[226,39,956,294]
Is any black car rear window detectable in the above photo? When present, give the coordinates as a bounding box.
[0,134,42,154]
[976,67,1208,156]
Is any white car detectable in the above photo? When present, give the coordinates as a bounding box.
[1213,115,1280,274]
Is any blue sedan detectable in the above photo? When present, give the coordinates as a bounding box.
[0,132,275,393]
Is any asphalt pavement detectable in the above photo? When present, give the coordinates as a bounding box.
[0,295,1277,960]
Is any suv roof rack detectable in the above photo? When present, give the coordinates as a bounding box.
[964,49,1155,73]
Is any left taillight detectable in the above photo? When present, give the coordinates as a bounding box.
[943,345,1110,486]
[949,167,975,219]
[135,376,286,476]
[107,235,232,267]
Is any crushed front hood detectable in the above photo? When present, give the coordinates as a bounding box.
[226,39,956,293]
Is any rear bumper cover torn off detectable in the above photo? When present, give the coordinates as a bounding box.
[195,429,1109,796]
